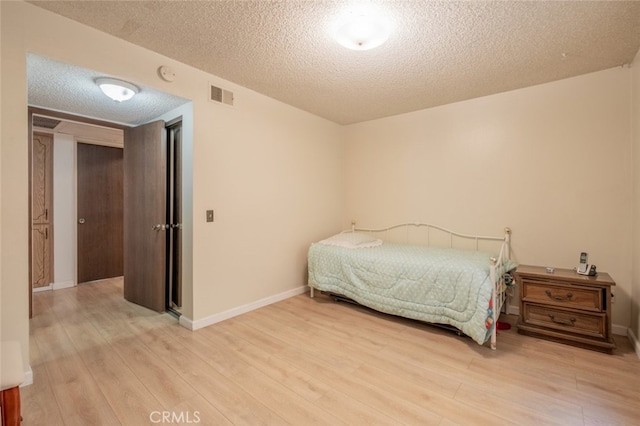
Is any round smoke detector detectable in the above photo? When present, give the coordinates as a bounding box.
[158,65,176,82]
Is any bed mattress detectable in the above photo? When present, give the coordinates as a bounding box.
[308,242,515,344]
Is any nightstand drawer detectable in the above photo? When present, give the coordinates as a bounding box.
[516,265,615,352]
[521,279,603,311]
[522,303,606,339]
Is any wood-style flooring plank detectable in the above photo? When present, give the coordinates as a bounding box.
[20,359,65,425]
[202,328,331,403]
[48,375,121,425]
[314,389,404,426]
[177,361,288,426]
[229,365,347,425]
[168,394,234,425]
[453,383,584,426]
[275,346,444,425]
[20,279,640,426]
[110,336,198,409]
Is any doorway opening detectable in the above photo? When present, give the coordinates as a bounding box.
[29,109,185,317]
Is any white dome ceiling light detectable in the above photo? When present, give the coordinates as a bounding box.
[96,77,139,102]
[333,8,392,51]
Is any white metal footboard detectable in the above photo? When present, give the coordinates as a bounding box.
[310,222,512,349]
[489,227,512,350]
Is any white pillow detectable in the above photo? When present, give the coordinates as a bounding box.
[317,232,382,248]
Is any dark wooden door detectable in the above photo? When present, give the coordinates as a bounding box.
[77,143,124,283]
[123,120,167,312]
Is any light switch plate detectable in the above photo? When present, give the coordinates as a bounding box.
[206,210,214,222]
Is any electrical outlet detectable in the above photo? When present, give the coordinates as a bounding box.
[206,210,214,222]
[611,293,615,304]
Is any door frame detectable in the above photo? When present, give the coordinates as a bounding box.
[28,108,126,317]
[166,118,183,311]
[28,106,191,319]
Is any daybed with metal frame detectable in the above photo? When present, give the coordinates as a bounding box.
[308,222,515,349]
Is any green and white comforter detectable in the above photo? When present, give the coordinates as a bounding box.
[308,241,515,345]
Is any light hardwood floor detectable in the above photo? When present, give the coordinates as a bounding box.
[22,278,640,425]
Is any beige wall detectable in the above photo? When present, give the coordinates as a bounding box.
[1,1,30,368]
[3,1,639,372]
[344,67,633,330]
[632,50,640,346]
[0,2,344,369]
[0,0,3,348]
[190,87,345,317]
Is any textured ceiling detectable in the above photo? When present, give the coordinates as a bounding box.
[28,54,189,126]
[27,1,640,125]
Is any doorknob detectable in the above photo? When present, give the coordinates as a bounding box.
[78,218,86,224]
[152,224,167,231]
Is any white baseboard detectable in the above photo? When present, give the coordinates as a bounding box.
[20,365,34,387]
[612,323,628,336]
[180,285,308,331]
[506,304,520,316]
[179,315,195,330]
[32,281,75,292]
[53,280,75,290]
[629,328,640,359]
[32,284,52,293]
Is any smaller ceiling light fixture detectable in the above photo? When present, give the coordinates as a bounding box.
[333,10,392,51]
[96,77,139,102]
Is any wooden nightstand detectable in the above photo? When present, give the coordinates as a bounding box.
[516,265,616,353]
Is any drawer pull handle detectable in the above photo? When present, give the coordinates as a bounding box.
[548,314,576,326]
[545,290,573,302]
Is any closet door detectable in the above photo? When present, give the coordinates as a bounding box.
[123,120,167,312]
[31,133,53,289]
[77,143,124,283]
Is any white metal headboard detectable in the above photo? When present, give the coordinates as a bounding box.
[350,221,511,260]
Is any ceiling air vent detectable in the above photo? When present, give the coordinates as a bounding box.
[33,116,61,129]
[209,84,234,106]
